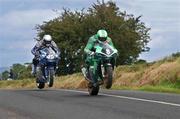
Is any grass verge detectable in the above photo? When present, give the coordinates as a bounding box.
[0,56,180,94]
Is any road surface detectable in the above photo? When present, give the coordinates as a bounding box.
[0,89,180,119]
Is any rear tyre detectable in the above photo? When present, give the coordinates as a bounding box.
[48,69,54,87]
[36,67,45,89]
[88,83,99,95]
[104,66,113,89]
[37,82,45,89]
[88,67,99,96]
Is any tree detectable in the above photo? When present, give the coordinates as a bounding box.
[0,73,2,80]
[1,70,9,80]
[8,63,33,79]
[35,0,151,75]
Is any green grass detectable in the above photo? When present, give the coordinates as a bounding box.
[139,86,180,94]
[111,79,180,94]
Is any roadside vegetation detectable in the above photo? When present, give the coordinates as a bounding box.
[112,53,180,93]
[0,52,179,94]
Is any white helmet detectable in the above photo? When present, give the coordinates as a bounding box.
[43,34,52,45]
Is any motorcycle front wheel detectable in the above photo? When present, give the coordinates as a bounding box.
[104,66,113,89]
[47,69,54,87]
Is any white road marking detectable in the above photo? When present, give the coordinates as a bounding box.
[59,89,180,107]
[101,93,180,107]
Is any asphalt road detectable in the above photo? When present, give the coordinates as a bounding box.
[0,89,180,119]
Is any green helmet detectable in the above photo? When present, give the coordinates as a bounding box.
[97,29,108,41]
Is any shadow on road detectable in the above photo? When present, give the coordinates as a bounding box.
[11,88,107,99]
[14,89,57,92]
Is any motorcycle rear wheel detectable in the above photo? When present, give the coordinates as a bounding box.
[88,67,100,95]
[37,82,45,89]
[36,67,45,89]
[88,83,99,95]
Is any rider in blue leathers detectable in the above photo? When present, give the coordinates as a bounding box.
[31,34,60,75]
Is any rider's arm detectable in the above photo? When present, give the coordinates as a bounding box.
[107,37,115,48]
[84,37,95,54]
[51,41,60,56]
[107,37,119,55]
[31,46,37,55]
[31,41,43,55]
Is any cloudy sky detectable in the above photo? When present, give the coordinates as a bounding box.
[0,0,179,67]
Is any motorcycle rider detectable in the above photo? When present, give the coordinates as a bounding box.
[83,29,117,85]
[31,34,60,75]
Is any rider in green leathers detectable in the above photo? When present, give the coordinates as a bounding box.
[83,29,117,85]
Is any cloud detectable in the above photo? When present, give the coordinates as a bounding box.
[0,8,59,53]
[0,9,58,28]
[0,9,60,43]
[117,0,180,61]
[0,9,59,67]
[0,9,59,45]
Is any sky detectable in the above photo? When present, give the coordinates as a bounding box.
[0,0,179,67]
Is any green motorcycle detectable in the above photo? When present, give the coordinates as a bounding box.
[82,42,118,95]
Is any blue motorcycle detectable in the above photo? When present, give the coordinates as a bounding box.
[36,47,59,89]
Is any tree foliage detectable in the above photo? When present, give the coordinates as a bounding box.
[11,63,32,79]
[1,71,9,80]
[35,0,151,75]
[0,63,32,80]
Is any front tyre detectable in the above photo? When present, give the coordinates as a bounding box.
[104,66,113,89]
[47,69,54,87]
